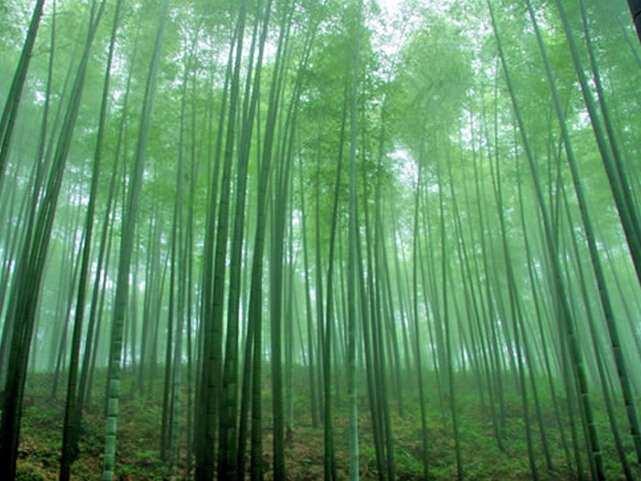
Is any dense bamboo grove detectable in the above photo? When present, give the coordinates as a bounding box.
[0,0,640,480]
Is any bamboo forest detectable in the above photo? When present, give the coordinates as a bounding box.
[2,0,641,480]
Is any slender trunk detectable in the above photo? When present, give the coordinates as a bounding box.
[59,2,123,478]
[102,5,167,479]
[0,0,46,194]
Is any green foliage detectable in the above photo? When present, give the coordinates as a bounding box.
[15,465,46,481]
[1,0,641,479]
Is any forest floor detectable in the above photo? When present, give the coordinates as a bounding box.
[14,367,633,480]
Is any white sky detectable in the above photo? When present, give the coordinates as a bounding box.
[378,0,403,17]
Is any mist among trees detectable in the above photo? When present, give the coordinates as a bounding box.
[0,0,641,480]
